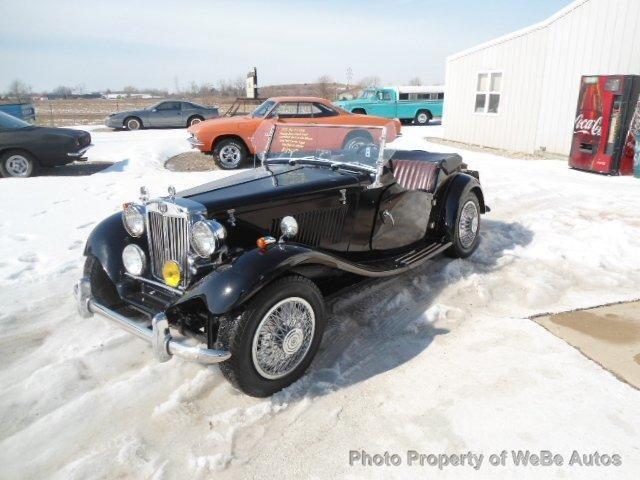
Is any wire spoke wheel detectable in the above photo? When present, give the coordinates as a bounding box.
[459,200,479,249]
[251,297,316,380]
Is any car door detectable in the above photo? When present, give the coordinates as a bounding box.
[180,102,196,125]
[149,101,182,127]
[370,165,432,251]
[363,89,397,118]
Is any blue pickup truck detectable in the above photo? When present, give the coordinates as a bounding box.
[0,102,36,122]
[335,86,444,125]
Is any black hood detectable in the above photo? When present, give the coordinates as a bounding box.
[181,164,367,213]
[21,125,87,137]
[19,126,91,145]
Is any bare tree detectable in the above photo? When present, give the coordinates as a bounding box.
[232,76,245,97]
[408,77,422,86]
[7,79,32,100]
[122,85,138,97]
[358,76,381,88]
[215,77,245,98]
[316,75,335,99]
[52,85,73,98]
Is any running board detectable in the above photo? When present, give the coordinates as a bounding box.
[395,242,449,267]
[338,241,452,277]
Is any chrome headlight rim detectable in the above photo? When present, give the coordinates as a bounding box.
[122,203,146,238]
[190,219,226,258]
[280,216,298,239]
[122,243,147,276]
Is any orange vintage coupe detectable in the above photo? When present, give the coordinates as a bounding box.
[188,96,401,169]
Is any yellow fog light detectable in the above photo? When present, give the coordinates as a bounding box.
[162,260,181,288]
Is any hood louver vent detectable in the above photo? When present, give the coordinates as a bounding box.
[270,206,349,247]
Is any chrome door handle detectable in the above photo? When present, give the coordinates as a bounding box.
[381,210,395,226]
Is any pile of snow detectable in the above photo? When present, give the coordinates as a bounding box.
[1,125,639,479]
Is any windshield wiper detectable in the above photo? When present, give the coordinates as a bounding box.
[266,156,375,173]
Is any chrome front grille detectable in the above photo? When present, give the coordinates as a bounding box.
[146,205,190,288]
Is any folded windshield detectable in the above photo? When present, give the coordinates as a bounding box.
[255,123,387,172]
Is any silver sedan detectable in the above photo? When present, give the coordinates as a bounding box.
[105,100,219,130]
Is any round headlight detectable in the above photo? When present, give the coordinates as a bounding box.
[122,203,145,237]
[191,220,226,258]
[122,244,146,276]
[280,216,298,238]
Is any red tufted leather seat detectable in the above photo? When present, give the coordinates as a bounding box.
[391,159,440,193]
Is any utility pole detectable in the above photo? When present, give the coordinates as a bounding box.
[346,67,353,90]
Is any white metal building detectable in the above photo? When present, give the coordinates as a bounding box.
[443,0,640,156]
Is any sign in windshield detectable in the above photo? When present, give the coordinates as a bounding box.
[254,123,387,172]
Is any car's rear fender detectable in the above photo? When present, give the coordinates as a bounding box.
[435,172,486,242]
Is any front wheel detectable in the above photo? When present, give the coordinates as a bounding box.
[0,151,37,178]
[219,275,326,397]
[124,117,142,130]
[213,138,248,170]
[446,190,481,258]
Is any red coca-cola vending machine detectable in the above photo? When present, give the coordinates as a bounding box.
[569,75,640,175]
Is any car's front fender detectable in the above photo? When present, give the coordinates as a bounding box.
[172,244,338,315]
[83,212,136,283]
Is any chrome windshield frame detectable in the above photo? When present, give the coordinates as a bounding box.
[261,123,388,188]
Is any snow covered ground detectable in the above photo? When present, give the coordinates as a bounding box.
[1,125,639,479]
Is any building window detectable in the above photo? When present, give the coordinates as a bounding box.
[475,72,502,114]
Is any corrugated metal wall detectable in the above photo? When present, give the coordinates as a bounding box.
[443,0,640,155]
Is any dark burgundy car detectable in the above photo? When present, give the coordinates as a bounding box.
[75,124,487,397]
[0,111,91,177]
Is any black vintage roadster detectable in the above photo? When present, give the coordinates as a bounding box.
[75,124,487,397]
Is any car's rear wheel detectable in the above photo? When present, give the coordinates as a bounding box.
[446,190,481,258]
[352,108,366,115]
[187,116,203,127]
[213,138,248,170]
[219,275,326,397]
[414,110,431,125]
[124,117,142,130]
[342,131,373,150]
[0,150,37,178]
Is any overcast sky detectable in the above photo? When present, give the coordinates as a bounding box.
[0,0,570,92]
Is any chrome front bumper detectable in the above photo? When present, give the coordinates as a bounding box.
[187,134,204,148]
[67,145,92,159]
[74,278,230,364]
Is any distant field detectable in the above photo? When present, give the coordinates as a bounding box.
[32,82,350,127]
[33,97,234,127]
